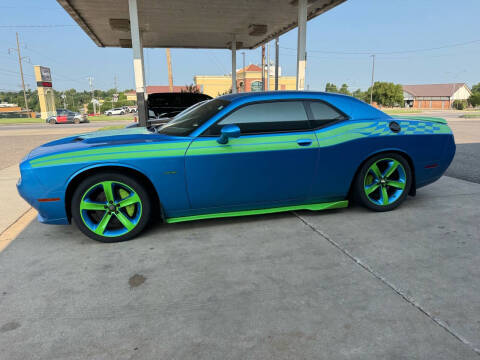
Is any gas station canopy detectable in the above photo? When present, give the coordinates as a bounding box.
[57,0,345,49]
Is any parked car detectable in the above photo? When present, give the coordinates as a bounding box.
[46,109,88,124]
[126,100,209,129]
[17,91,455,242]
[148,92,212,118]
[127,106,137,113]
[104,108,126,116]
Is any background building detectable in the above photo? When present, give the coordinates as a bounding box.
[402,83,471,109]
[125,85,200,101]
[195,64,296,97]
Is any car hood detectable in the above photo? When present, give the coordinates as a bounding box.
[26,127,191,161]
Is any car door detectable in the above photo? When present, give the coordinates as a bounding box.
[66,111,75,122]
[184,100,319,211]
[56,110,68,123]
[305,100,353,202]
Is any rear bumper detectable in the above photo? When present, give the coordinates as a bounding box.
[416,134,456,189]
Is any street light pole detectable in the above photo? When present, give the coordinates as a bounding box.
[87,77,96,115]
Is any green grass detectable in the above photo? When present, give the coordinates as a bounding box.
[460,114,480,119]
[0,114,134,124]
[0,118,44,124]
[88,115,135,122]
[96,125,126,131]
[383,108,422,114]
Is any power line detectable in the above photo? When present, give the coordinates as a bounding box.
[279,38,480,56]
[0,25,77,28]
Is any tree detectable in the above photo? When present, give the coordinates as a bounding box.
[471,83,480,94]
[352,89,368,103]
[325,83,338,93]
[452,99,467,110]
[181,84,200,93]
[339,83,351,95]
[367,82,404,107]
[468,92,480,107]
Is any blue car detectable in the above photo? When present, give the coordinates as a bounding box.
[17,91,455,242]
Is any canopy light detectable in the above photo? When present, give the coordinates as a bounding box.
[226,41,244,49]
[248,24,267,36]
[119,39,132,48]
[109,19,131,31]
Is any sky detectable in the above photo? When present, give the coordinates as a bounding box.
[0,0,479,92]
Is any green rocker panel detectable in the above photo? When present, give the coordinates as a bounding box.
[166,200,349,223]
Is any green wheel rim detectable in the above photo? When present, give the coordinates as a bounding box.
[364,158,406,206]
[79,181,142,237]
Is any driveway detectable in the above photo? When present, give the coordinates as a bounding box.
[0,176,479,359]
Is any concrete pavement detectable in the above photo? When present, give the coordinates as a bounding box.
[0,176,479,359]
[0,165,30,233]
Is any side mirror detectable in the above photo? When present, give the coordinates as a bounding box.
[217,124,240,144]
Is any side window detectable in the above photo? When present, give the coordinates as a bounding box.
[308,101,347,128]
[205,101,310,135]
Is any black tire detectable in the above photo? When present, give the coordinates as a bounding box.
[71,172,152,242]
[74,118,80,124]
[49,118,56,125]
[107,112,112,116]
[120,111,125,115]
[354,152,412,212]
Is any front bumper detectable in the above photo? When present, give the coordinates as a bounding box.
[17,162,70,225]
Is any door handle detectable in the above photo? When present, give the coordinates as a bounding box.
[296,139,313,147]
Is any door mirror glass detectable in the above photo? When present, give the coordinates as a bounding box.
[217,124,240,144]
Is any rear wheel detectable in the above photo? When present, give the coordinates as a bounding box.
[74,118,80,124]
[49,118,56,125]
[71,173,151,242]
[354,153,411,212]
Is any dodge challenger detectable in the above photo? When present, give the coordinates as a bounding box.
[17,91,455,242]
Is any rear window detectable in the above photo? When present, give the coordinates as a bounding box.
[307,101,347,127]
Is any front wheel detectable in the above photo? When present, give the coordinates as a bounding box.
[48,118,56,125]
[71,173,151,242]
[354,153,412,212]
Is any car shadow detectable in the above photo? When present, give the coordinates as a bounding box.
[445,142,480,184]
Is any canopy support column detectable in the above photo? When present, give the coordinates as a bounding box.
[231,34,237,94]
[296,0,307,90]
[128,0,147,126]
[275,37,279,90]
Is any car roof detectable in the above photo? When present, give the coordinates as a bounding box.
[218,90,351,101]
[216,90,390,121]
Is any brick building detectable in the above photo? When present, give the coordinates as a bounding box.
[402,83,471,109]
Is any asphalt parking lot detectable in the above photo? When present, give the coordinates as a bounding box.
[0,113,479,359]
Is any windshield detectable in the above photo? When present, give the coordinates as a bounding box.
[158,99,230,136]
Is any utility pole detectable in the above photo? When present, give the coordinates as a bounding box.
[241,52,246,92]
[114,74,118,92]
[61,93,67,108]
[370,54,375,105]
[13,33,29,116]
[166,48,173,92]
[261,45,265,91]
[87,76,96,115]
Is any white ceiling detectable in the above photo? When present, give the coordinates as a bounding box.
[57,0,346,49]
